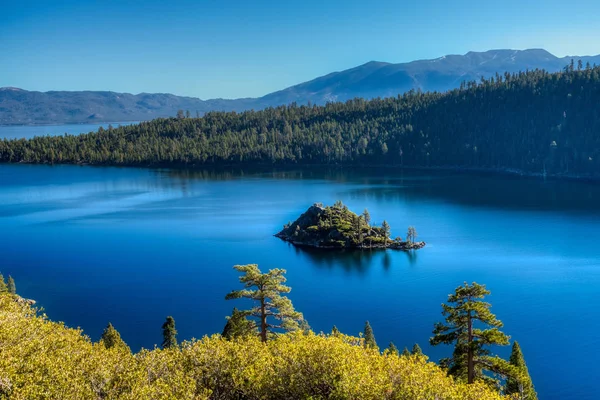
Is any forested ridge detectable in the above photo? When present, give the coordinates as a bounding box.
[2,64,600,176]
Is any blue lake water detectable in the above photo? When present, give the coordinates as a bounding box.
[0,164,599,399]
[0,122,139,139]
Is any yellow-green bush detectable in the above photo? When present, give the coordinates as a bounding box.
[0,295,505,399]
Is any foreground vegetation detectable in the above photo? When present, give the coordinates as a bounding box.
[0,270,535,399]
[2,64,600,178]
[276,201,424,250]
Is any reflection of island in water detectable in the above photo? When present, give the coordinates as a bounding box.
[290,244,418,274]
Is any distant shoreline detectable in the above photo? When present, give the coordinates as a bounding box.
[1,161,599,183]
[0,120,142,127]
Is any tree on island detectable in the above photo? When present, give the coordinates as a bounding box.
[381,220,391,246]
[100,323,130,352]
[430,282,510,385]
[407,226,417,244]
[225,264,304,342]
[505,341,538,400]
[362,209,371,225]
[7,276,16,295]
[222,307,257,340]
[162,316,178,349]
[363,321,378,350]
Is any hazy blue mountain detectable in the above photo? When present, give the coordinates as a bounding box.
[2,49,599,125]
[264,49,600,104]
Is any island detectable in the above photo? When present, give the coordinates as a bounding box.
[275,201,426,251]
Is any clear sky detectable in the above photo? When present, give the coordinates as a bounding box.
[2,0,599,99]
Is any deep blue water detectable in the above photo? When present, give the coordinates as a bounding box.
[1,164,599,400]
[0,122,139,139]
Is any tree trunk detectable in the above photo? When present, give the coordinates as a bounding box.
[467,312,474,384]
[260,297,267,343]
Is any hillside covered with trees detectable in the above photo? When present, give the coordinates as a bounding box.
[0,269,536,400]
[2,64,599,177]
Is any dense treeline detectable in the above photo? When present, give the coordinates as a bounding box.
[3,65,599,176]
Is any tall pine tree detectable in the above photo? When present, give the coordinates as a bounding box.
[505,341,537,400]
[430,282,510,384]
[363,321,378,350]
[0,274,7,293]
[226,264,304,342]
[162,316,178,349]
[7,276,16,295]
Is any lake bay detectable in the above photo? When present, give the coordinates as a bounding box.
[0,164,598,399]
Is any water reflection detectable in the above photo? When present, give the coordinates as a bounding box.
[164,167,600,215]
[290,245,418,273]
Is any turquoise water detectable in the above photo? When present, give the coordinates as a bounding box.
[1,164,599,399]
[0,122,139,139]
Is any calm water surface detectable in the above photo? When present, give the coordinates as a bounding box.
[0,164,599,400]
[0,122,139,139]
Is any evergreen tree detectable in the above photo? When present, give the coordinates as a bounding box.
[226,264,304,342]
[0,274,7,293]
[381,220,391,246]
[386,342,399,355]
[221,307,256,340]
[7,276,16,295]
[162,316,178,349]
[222,307,257,340]
[331,325,340,335]
[430,282,510,384]
[412,343,423,356]
[100,323,130,352]
[402,347,411,357]
[362,209,371,226]
[505,341,538,400]
[406,226,417,244]
[363,321,378,350]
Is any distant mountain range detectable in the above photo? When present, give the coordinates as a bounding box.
[2,48,599,125]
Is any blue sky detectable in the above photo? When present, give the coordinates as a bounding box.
[2,0,599,99]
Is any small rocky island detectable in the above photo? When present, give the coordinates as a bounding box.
[275,201,426,251]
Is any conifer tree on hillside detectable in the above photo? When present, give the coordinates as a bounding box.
[386,342,399,355]
[331,325,340,335]
[402,347,411,357]
[100,323,130,352]
[430,282,510,385]
[363,321,378,350]
[226,264,304,342]
[222,307,257,340]
[412,343,423,356]
[7,276,16,295]
[0,274,7,293]
[506,341,538,400]
[162,316,178,349]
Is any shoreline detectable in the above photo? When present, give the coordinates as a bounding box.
[2,161,600,183]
